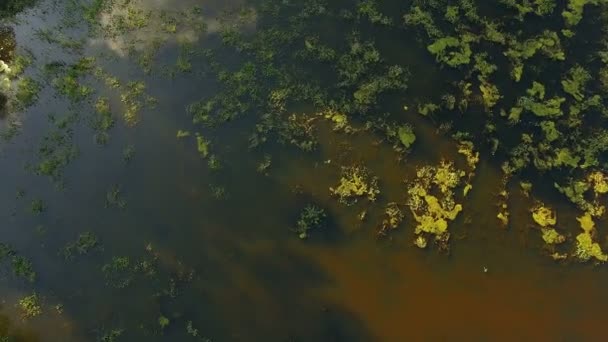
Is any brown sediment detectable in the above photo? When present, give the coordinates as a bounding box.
[293,237,608,340]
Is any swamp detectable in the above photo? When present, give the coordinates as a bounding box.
[1,0,608,340]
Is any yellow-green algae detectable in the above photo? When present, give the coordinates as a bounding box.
[330,165,380,205]
[575,213,607,262]
[406,161,466,248]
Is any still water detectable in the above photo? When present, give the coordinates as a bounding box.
[1,0,608,341]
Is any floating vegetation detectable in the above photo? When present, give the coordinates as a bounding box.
[61,232,100,260]
[330,165,380,206]
[176,130,190,138]
[378,202,404,236]
[98,329,124,342]
[47,58,95,102]
[29,198,45,214]
[120,81,156,126]
[14,77,40,108]
[122,144,135,163]
[105,185,126,209]
[406,161,466,251]
[158,315,170,330]
[101,256,133,289]
[575,213,607,262]
[195,133,210,158]
[292,205,326,239]
[92,96,114,145]
[186,320,198,337]
[33,112,79,185]
[209,184,227,200]
[17,294,42,319]
[0,243,36,282]
[256,154,272,175]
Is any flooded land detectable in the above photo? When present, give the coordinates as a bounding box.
[1,0,608,340]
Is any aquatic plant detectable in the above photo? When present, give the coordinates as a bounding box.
[406,161,466,250]
[397,125,416,149]
[34,112,79,185]
[293,205,326,239]
[541,228,565,245]
[122,145,135,163]
[257,155,272,175]
[102,256,133,288]
[30,199,45,214]
[0,0,38,18]
[15,77,40,108]
[18,294,42,319]
[62,232,100,260]
[92,97,114,144]
[195,133,210,158]
[105,185,126,209]
[330,165,380,205]
[575,213,607,262]
[186,321,199,337]
[531,204,556,227]
[158,315,170,330]
[99,328,124,342]
[176,130,191,138]
[378,202,404,236]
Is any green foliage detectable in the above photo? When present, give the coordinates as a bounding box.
[480,81,501,109]
[407,161,466,248]
[158,315,170,329]
[531,204,556,227]
[102,256,133,289]
[105,185,126,209]
[418,103,439,116]
[356,0,392,25]
[561,65,591,101]
[562,0,602,27]
[11,256,35,282]
[0,0,38,18]
[404,6,441,38]
[501,0,556,19]
[35,113,79,184]
[99,329,124,342]
[30,199,45,214]
[0,243,35,282]
[120,81,155,126]
[186,321,199,337]
[92,97,114,144]
[541,228,565,245]
[330,166,380,205]
[62,232,100,260]
[293,205,326,239]
[18,294,42,319]
[540,120,560,142]
[427,35,476,67]
[15,77,40,108]
[176,130,190,138]
[352,65,408,110]
[397,125,416,149]
[48,58,96,102]
[195,133,210,158]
